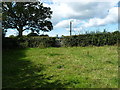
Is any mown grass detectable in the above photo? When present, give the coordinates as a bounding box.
[3,46,118,88]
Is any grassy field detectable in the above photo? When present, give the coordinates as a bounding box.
[3,46,118,88]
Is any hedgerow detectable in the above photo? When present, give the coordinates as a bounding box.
[62,31,119,47]
[3,31,119,49]
[3,36,56,49]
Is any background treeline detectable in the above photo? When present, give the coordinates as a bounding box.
[3,31,120,49]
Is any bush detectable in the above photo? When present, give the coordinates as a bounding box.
[27,33,39,37]
[3,36,56,49]
[62,31,119,47]
[2,37,18,49]
[39,34,49,37]
[27,37,56,48]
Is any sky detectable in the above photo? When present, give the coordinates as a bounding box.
[6,0,119,37]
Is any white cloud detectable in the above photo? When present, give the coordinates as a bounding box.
[82,7,118,28]
[42,0,118,32]
[42,0,119,3]
[54,19,70,28]
[54,19,84,28]
[10,29,15,32]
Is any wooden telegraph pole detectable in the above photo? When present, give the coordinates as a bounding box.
[70,21,72,36]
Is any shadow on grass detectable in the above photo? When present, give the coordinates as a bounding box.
[2,48,65,88]
[47,53,63,57]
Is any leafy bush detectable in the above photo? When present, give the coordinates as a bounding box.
[40,34,49,37]
[2,37,18,49]
[27,33,39,37]
[62,31,119,47]
[3,36,56,49]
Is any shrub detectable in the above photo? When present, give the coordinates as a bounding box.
[62,31,119,47]
[39,34,49,37]
[2,37,18,49]
[3,36,56,49]
[27,33,39,37]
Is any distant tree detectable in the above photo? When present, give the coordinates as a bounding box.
[85,31,89,34]
[103,29,107,33]
[39,34,49,37]
[9,35,15,38]
[27,32,39,37]
[89,31,96,34]
[2,2,53,37]
[113,31,120,34]
[56,34,58,38]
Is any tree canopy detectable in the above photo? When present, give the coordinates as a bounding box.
[2,2,53,37]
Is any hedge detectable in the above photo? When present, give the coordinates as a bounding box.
[3,31,120,49]
[62,31,120,47]
[3,36,56,49]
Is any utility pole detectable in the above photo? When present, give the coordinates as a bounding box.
[70,21,72,36]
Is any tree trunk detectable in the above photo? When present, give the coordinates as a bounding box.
[18,27,23,37]
[18,30,23,37]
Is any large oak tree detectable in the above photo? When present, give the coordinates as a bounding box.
[2,2,53,37]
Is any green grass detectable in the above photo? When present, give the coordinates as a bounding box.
[3,46,118,88]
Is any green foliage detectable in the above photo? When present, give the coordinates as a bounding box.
[27,33,39,37]
[3,31,119,49]
[40,34,49,37]
[3,36,56,49]
[62,31,119,47]
[2,2,53,37]
[27,37,56,48]
[9,35,15,38]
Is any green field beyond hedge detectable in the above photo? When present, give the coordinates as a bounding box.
[3,46,118,88]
